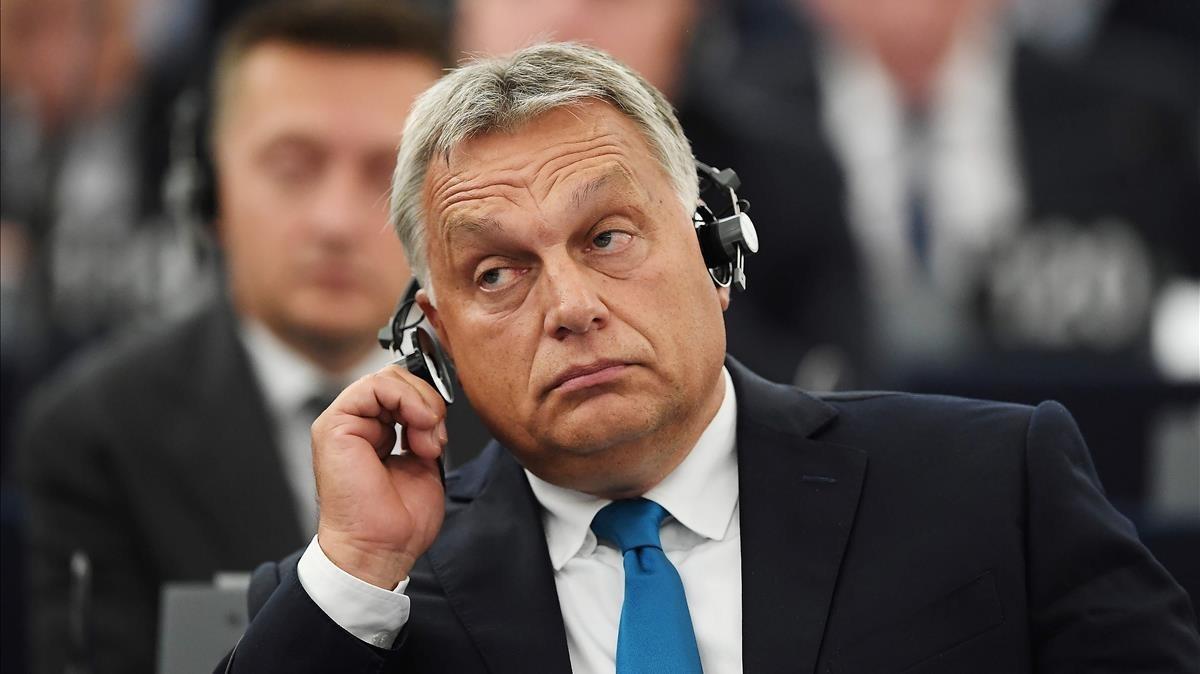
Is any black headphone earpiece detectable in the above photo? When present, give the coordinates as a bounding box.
[163,86,218,255]
[378,279,455,405]
[693,160,759,292]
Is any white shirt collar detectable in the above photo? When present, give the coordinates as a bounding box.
[526,367,739,570]
[239,318,392,418]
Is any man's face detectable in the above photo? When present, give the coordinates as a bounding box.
[215,44,439,359]
[421,101,729,496]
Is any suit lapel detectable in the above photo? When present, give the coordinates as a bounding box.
[172,303,304,562]
[728,359,868,674]
[426,446,572,674]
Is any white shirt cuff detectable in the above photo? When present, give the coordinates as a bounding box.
[296,535,411,648]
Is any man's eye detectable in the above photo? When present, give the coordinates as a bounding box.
[262,149,321,186]
[591,230,633,251]
[477,267,521,291]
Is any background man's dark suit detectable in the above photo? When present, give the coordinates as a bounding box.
[17,301,307,672]
[224,359,1199,673]
[17,297,494,672]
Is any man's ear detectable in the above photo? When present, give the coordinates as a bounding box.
[717,285,731,311]
[415,288,453,360]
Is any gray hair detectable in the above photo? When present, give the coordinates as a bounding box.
[389,42,697,301]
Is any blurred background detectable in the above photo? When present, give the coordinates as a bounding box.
[1,0,1196,671]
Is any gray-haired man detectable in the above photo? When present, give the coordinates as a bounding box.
[221,43,1198,673]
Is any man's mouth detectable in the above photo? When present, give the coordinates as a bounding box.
[549,360,630,394]
[310,266,358,290]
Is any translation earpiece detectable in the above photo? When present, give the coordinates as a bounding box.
[378,279,455,405]
[694,161,758,292]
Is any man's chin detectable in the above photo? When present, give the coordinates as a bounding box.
[536,392,661,455]
[271,308,382,358]
[288,301,384,340]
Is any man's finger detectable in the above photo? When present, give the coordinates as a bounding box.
[323,370,441,431]
[375,364,447,422]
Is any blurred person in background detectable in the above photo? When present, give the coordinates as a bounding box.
[14,1,448,670]
[787,0,1199,378]
[0,0,208,467]
[711,0,1200,383]
[2,2,203,671]
[453,0,871,393]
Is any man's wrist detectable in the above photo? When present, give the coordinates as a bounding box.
[317,530,412,590]
[297,536,411,648]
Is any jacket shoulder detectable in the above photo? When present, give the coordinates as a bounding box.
[816,389,1036,430]
[811,390,1043,466]
[23,305,220,417]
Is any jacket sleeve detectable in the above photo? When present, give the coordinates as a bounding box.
[1024,400,1200,671]
[217,552,408,673]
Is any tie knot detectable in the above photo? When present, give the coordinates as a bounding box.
[591,498,670,553]
[302,388,340,422]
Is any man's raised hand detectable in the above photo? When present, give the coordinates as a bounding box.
[311,365,448,589]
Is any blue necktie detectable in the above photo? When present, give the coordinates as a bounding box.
[591,498,703,674]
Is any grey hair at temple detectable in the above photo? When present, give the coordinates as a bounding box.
[388,42,698,301]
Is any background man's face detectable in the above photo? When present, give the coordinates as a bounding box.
[215,44,439,354]
[422,101,729,494]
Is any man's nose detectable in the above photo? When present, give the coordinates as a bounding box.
[542,258,610,340]
[309,165,373,240]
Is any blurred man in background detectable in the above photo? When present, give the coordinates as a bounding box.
[15,2,447,670]
[0,0,209,463]
[789,0,1199,376]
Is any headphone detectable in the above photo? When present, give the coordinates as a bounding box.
[694,160,759,292]
[163,86,218,230]
[378,279,457,404]
[379,159,758,406]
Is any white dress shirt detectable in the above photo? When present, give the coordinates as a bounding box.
[297,368,743,672]
[240,320,393,537]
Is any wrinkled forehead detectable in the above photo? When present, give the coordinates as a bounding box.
[420,102,666,232]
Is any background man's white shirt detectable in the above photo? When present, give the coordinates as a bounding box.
[241,320,394,537]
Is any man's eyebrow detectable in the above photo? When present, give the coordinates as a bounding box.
[257,133,323,158]
[444,213,503,243]
[570,169,632,210]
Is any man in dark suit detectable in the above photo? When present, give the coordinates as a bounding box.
[718,0,1200,386]
[16,2,451,671]
[221,42,1198,672]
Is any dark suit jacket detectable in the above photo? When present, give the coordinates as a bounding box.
[223,358,1199,673]
[17,301,307,673]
